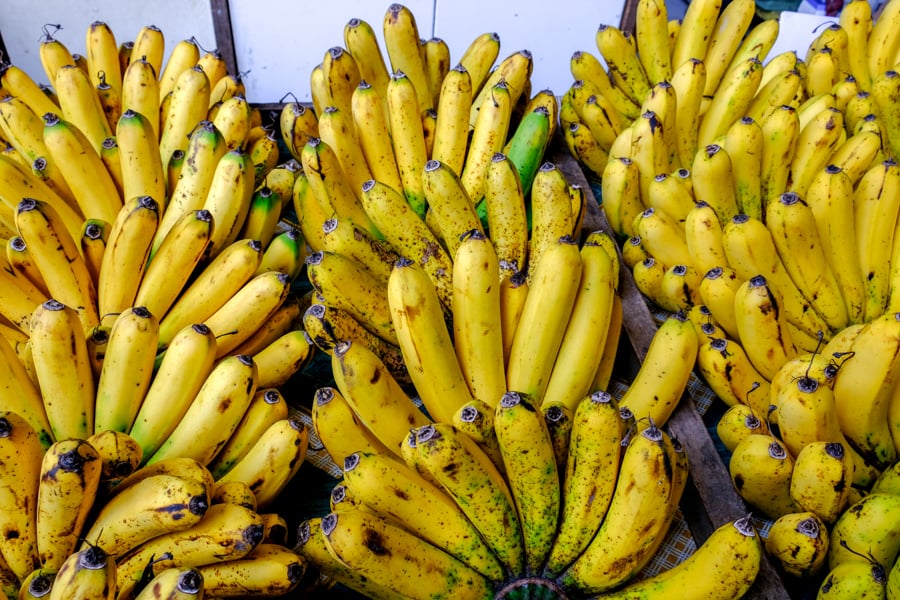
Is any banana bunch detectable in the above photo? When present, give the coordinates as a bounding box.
[300,390,763,599]
[0,410,307,599]
[283,4,579,385]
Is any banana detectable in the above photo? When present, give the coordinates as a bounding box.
[452,399,505,473]
[670,0,723,72]
[746,66,802,127]
[670,57,707,169]
[331,339,432,459]
[386,70,429,218]
[732,275,800,380]
[493,391,560,575]
[819,558,888,599]
[729,433,800,519]
[635,0,672,85]
[321,216,397,285]
[805,164,866,324]
[146,353,258,467]
[116,108,166,213]
[790,441,854,525]
[619,311,699,428]
[840,0,873,90]
[151,120,226,256]
[320,46,361,122]
[450,230,506,408]
[413,422,524,576]
[644,172,693,229]
[461,80,513,206]
[423,160,484,259]
[790,107,846,198]
[723,212,832,338]
[201,149,255,261]
[309,62,327,118]
[47,543,115,600]
[429,64,473,179]
[767,191,848,332]
[542,238,618,412]
[698,56,763,149]
[320,507,493,599]
[206,387,288,476]
[158,37,200,103]
[683,201,728,277]
[342,450,506,582]
[702,0,759,95]
[774,364,846,460]
[483,152,529,272]
[596,516,762,600]
[600,155,644,238]
[806,48,841,98]
[296,517,407,600]
[350,80,403,196]
[569,51,641,124]
[96,195,159,322]
[132,567,204,600]
[343,17,391,103]
[278,100,317,164]
[0,411,42,581]
[193,543,303,597]
[99,136,124,199]
[632,257,668,308]
[829,492,900,571]
[41,112,121,225]
[854,160,900,321]
[128,323,217,460]
[543,391,625,577]
[868,0,900,81]
[763,512,830,579]
[455,31,499,98]
[0,326,51,447]
[359,178,454,304]
[382,3,432,113]
[716,400,770,452]
[595,24,650,107]
[469,49,533,130]
[690,143,740,226]
[216,416,308,509]
[29,299,95,442]
[423,37,450,108]
[156,238,263,349]
[19,567,56,599]
[830,128,882,187]
[120,56,160,140]
[0,64,59,119]
[81,473,209,561]
[211,94,253,153]
[630,110,670,205]
[228,294,302,357]
[36,438,102,571]
[14,198,98,330]
[305,249,396,345]
[108,457,214,500]
[130,24,164,80]
[159,66,211,172]
[527,161,578,279]
[506,235,582,404]
[86,429,143,484]
[557,423,680,594]
[54,64,113,154]
[311,386,394,468]
[696,336,771,415]
[250,327,313,390]
[834,312,900,469]
[134,209,212,320]
[114,502,264,599]
[388,257,473,424]
[593,293,625,391]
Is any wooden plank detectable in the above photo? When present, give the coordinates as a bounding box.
[553,141,793,600]
[619,0,640,35]
[209,0,239,78]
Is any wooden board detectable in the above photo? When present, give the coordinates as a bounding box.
[551,139,794,600]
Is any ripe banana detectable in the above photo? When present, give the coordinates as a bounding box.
[47,543,115,600]
[790,441,854,525]
[0,411,42,581]
[729,433,799,519]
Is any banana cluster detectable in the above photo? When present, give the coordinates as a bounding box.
[0,410,308,599]
[300,390,764,599]
[0,19,323,598]
[573,0,900,594]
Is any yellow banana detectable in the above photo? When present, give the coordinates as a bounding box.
[828,492,900,571]
[382,3,432,113]
[596,516,762,600]
[697,56,763,149]
[696,336,771,415]
[469,49,533,130]
[201,149,255,261]
[46,543,115,600]
[790,441,854,525]
[413,421,524,575]
[422,159,484,259]
[29,299,95,441]
[156,238,263,349]
[635,0,672,85]
[320,507,493,599]
[142,352,256,465]
[388,257,473,424]
[431,64,473,177]
[483,152,528,272]
[729,433,800,519]
[331,339,432,459]
[15,198,98,330]
[120,56,160,140]
[0,64,58,119]
[192,543,303,598]
[54,63,112,154]
[114,502,264,599]
[132,566,204,600]
[595,24,650,106]
[158,66,211,171]
[130,24,165,79]
[840,0,873,90]
[158,37,200,103]
[310,385,394,468]
[342,450,506,582]
[461,80,513,205]
[557,423,680,594]
[0,326,51,447]
[764,511,829,579]
[506,235,582,404]
[452,399,505,474]
[343,17,391,103]
[458,31,501,97]
[116,108,166,212]
[350,80,403,195]
[321,216,397,284]
[385,71,429,217]
[423,36,450,108]
[600,155,643,238]
[321,46,361,121]
[278,99,318,163]
[129,322,217,460]
[216,416,308,509]
[451,229,506,407]
[0,411,42,581]
[671,0,723,72]
[716,400,770,452]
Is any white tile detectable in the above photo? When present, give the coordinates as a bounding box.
[764,11,827,65]
[433,0,625,98]
[0,0,217,88]
[228,0,435,104]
